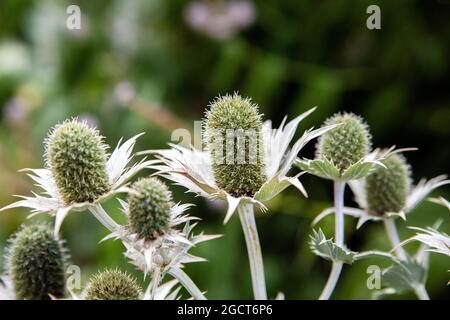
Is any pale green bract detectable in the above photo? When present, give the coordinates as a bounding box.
[309,229,356,264]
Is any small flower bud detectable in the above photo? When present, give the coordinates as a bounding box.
[45,119,110,204]
[204,94,266,197]
[5,223,68,300]
[365,153,411,216]
[84,269,141,300]
[128,177,173,241]
[316,112,371,173]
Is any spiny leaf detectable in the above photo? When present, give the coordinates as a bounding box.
[309,229,356,264]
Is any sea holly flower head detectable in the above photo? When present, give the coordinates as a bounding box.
[148,93,337,223]
[84,269,142,300]
[297,112,390,181]
[316,112,371,173]
[45,120,110,203]
[365,153,411,216]
[0,118,154,235]
[102,177,220,277]
[204,94,266,197]
[4,223,69,300]
[128,177,173,240]
[313,150,450,228]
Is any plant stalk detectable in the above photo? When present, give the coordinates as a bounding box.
[319,180,345,300]
[383,218,430,300]
[168,267,206,300]
[238,203,267,300]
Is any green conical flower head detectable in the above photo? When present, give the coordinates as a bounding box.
[365,153,411,216]
[45,119,110,204]
[316,112,371,173]
[204,94,266,197]
[85,269,141,300]
[5,223,68,300]
[128,177,173,240]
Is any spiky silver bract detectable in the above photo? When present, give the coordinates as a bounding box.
[366,153,411,216]
[149,104,334,223]
[316,112,371,173]
[45,119,110,204]
[5,223,68,300]
[0,118,151,236]
[84,269,142,300]
[204,94,266,197]
[128,177,173,241]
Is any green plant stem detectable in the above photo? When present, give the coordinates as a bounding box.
[238,203,267,300]
[319,180,345,300]
[383,218,430,300]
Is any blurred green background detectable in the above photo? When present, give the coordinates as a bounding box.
[0,0,449,299]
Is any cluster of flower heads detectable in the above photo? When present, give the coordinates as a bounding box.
[0,118,216,300]
[0,92,448,300]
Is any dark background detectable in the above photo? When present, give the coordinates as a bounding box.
[0,0,449,299]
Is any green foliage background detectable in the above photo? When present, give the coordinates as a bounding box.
[0,0,449,299]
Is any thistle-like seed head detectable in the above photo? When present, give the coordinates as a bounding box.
[45,119,110,204]
[128,177,173,241]
[204,94,266,197]
[84,269,141,300]
[316,112,371,173]
[365,153,411,216]
[5,223,69,300]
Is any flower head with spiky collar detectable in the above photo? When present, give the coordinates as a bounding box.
[313,150,450,228]
[0,118,154,235]
[296,112,395,182]
[148,93,336,223]
[100,177,220,299]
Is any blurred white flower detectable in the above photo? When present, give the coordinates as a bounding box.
[0,42,31,78]
[184,0,256,39]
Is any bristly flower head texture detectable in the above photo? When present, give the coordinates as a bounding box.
[5,223,68,300]
[84,269,141,300]
[101,177,219,280]
[45,119,110,204]
[1,118,152,235]
[149,93,336,223]
[128,177,173,240]
[365,153,411,216]
[204,94,266,197]
[316,112,371,173]
[296,112,402,182]
[314,149,450,228]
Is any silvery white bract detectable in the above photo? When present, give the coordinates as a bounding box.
[0,133,154,236]
[0,276,13,300]
[296,146,412,182]
[313,174,450,229]
[149,107,337,223]
[428,196,450,211]
[398,198,449,258]
[99,200,220,299]
[106,200,220,275]
[400,226,450,257]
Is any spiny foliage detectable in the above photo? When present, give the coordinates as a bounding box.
[204,93,266,197]
[84,269,142,300]
[316,112,371,174]
[128,177,173,240]
[366,153,411,216]
[5,223,68,300]
[45,119,110,204]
